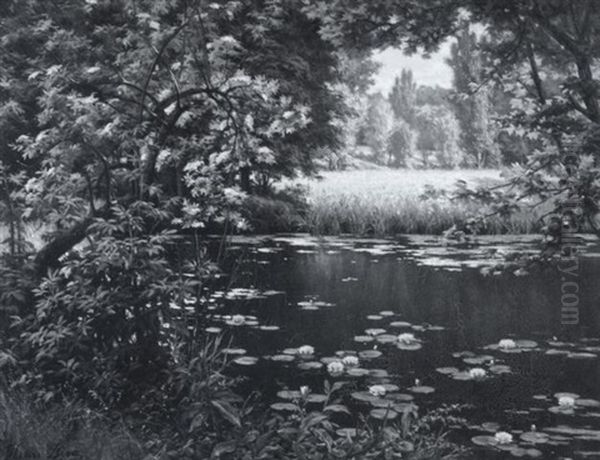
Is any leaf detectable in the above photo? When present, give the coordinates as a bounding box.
[211,440,237,458]
[211,400,241,428]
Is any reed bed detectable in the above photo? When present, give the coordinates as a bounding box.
[301,169,545,235]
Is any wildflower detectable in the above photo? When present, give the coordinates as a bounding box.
[558,396,576,408]
[297,345,315,356]
[469,368,486,380]
[397,333,416,344]
[300,386,310,397]
[327,361,344,376]
[368,385,386,397]
[342,355,359,367]
[498,338,516,349]
[229,314,245,326]
[494,431,513,445]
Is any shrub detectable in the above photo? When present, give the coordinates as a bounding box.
[0,388,146,460]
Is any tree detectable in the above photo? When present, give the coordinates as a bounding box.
[306,0,600,235]
[0,0,348,401]
[447,24,500,168]
[388,69,417,125]
[414,105,464,168]
[386,120,416,167]
[356,92,393,163]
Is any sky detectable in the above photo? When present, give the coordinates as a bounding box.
[370,40,455,94]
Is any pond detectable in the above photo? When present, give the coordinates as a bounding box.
[194,234,600,459]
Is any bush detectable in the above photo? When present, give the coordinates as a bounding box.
[0,388,146,460]
[241,185,309,233]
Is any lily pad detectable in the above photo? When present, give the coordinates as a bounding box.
[369,408,399,420]
[358,349,382,359]
[233,356,258,366]
[270,354,295,362]
[376,334,398,344]
[366,315,383,321]
[365,328,386,336]
[520,432,549,444]
[436,366,459,375]
[389,321,412,328]
[347,367,370,377]
[223,348,247,356]
[351,391,378,403]
[408,385,435,394]
[397,342,422,351]
[297,361,323,371]
[354,335,374,343]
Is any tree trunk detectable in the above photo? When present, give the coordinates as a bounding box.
[240,167,251,193]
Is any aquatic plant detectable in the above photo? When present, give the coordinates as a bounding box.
[327,361,344,376]
[398,333,417,344]
[342,355,359,367]
[498,338,516,349]
[558,395,576,408]
[493,431,513,445]
[297,345,315,356]
[368,385,387,397]
[227,314,246,326]
[468,368,486,380]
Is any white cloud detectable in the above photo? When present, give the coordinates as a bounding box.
[370,39,455,94]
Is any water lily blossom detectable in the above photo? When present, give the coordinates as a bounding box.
[498,339,516,349]
[327,361,344,376]
[229,314,246,326]
[494,431,513,445]
[558,395,576,408]
[469,368,486,380]
[342,355,359,367]
[397,333,417,344]
[368,385,387,397]
[297,345,315,356]
[300,385,310,397]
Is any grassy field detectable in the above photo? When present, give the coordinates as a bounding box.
[299,169,546,235]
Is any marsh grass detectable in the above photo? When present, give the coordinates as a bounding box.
[0,389,146,460]
[300,169,546,235]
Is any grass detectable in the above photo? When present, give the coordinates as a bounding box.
[0,389,146,460]
[298,169,547,235]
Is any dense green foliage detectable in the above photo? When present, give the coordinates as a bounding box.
[2,0,600,457]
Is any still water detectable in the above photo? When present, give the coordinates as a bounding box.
[203,234,600,459]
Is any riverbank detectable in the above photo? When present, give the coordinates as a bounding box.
[294,169,546,236]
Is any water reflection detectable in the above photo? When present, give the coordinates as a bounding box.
[205,234,600,458]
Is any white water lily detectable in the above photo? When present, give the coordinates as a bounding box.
[300,385,310,397]
[498,338,517,349]
[397,333,417,344]
[368,385,386,397]
[342,355,359,367]
[469,368,486,380]
[229,314,245,326]
[297,345,315,356]
[558,395,576,408]
[327,361,344,376]
[494,431,513,445]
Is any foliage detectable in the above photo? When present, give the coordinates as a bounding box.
[0,388,146,460]
[241,184,309,233]
[386,120,417,167]
[389,69,417,125]
[355,92,394,164]
[309,0,600,234]
[302,169,544,236]
[447,24,500,168]
[414,105,465,169]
